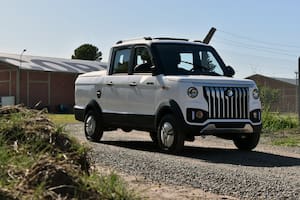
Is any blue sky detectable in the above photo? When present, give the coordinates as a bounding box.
[0,0,299,78]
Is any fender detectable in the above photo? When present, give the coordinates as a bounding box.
[85,100,103,116]
[154,100,185,129]
[74,100,102,122]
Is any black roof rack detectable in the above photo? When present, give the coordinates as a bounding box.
[193,40,203,43]
[154,37,189,41]
[116,37,152,44]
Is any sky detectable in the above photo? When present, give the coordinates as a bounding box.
[0,0,299,79]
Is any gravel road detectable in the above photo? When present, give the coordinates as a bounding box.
[67,124,300,200]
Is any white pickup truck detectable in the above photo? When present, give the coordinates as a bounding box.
[74,37,262,153]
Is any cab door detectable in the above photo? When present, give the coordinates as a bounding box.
[127,46,159,126]
[101,47,131,116]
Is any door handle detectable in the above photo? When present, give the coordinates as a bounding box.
[129,82,137,86]
[96,90,101,98]
[106,81,113,86]
[146,82,154,85]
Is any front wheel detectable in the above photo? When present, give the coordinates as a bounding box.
[157,114,184,153]
[84,110,103,142]
[149,132,158,144]
[233,132,260,151]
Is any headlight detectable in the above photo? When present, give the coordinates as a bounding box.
[187,87,198,98]
[252,88,259,99]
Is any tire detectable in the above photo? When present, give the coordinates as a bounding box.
[84,110,103,142]
[233,131,260,151]
[157,114,185,153]
[149,131,158,144]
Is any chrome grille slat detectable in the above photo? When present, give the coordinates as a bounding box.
[221,88,225,118]
[234,88,237,117]
[212,88,216,118]
[206,87,211,118]
[239,88,243,118]
[204,86,249,119]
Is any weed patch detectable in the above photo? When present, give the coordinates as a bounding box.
[0,105,139,200]
[262,111,299,132]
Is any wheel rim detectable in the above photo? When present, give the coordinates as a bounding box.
[160,122,175,148]
[85,115,96,136]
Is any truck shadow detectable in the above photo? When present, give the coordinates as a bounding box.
[99,140,300,167]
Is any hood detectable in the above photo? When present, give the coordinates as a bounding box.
[166,75,256,87]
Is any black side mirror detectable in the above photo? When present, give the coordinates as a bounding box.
[225,66,235,77]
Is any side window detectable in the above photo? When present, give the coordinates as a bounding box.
[200,51,224,75]
[133,47,153,73]
[112,48,131,74]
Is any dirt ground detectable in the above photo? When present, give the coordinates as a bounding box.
[96,165,237,200]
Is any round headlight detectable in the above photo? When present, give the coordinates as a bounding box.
[187,87,198,98]
[252,88,259,99]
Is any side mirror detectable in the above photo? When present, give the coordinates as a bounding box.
[225,66,235,77]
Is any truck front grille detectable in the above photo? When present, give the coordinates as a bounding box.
[204,87,249,119]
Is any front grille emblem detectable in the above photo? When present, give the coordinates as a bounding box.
[226,89,234,97]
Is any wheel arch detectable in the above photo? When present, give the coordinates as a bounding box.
[154,100,185,129]
[84,100,103,118]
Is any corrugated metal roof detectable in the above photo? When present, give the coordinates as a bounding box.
[0,52,107,73]
[273,77,297,86]
[247,74,297,86]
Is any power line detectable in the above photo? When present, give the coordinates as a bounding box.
[214,38,298,58]
[217,29,300,49]
[217,47,296,65]
[215,36,297,55]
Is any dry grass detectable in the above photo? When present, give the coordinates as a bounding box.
[0,105,139,200]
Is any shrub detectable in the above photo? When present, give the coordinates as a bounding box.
[262,110,299,132]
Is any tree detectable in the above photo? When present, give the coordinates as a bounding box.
[72,44,102,61]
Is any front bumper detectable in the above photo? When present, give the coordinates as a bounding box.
[74,106,85,122]
[184,121,262,136]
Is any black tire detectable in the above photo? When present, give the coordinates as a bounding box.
[84,110,103,142]
[233,131,260,151]
[157,114,185,153]
[149,131,158,144]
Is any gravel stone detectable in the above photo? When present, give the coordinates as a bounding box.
[68,124,300,200]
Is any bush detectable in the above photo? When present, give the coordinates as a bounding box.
[262,110,299,132]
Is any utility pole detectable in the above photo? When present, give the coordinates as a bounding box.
[298,57,300,122]
[17,49,26,104]
[296,71,298,113]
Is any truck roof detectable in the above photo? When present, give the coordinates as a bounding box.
[113,37,211,48]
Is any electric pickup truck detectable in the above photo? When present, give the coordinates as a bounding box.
[74,37,262,153]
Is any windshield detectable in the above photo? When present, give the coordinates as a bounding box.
[152,43,226,76]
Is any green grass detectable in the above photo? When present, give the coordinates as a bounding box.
[82,172,140,200]
[262,111,300,147]
[262,111,299,132]
[272,135,300,147]
[47,114,77,124]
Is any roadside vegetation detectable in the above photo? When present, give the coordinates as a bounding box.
[47,113,77,124]
[262,111,300,147]
[259,85,300,147]
[0,105,140,200]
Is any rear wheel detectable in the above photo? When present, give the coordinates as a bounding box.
[233,131,260,151]
[84,110,103,142]
[157,114,184,153]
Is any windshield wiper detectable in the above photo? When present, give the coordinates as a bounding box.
[180,60,210,71]
[180,60,221,76]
